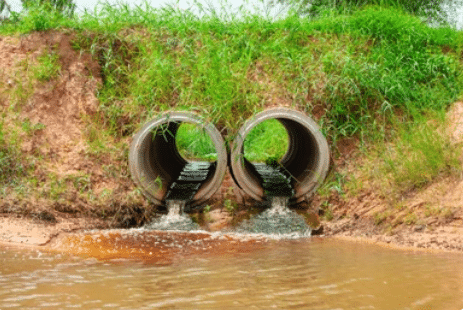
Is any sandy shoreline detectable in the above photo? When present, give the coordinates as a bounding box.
[323,217,463,253]
[1,215,463,257]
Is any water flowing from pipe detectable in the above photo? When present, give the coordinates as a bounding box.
[144,200,200,231]
[144,197,311,239]
[235,197,311,238]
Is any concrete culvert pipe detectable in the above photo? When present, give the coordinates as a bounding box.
[129,112,227,208]
[230,108,330,203]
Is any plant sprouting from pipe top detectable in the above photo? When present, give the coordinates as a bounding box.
[151,124,176,143]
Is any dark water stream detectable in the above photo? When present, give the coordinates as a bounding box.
[1,237,463,309]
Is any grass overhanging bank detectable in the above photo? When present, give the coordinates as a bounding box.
[0,1,463,245]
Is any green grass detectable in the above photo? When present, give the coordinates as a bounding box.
[346,110,463,206]
[6,57,35,107]
[175,119,289,162]
[243,119,289,162]
[176,123,217,161]
[3,3,461,142]
[21,118,45,135]
[380,113,462,193]
[34,50,61,82]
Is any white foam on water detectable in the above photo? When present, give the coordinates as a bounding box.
[233,197,312,239]
[116,197,311,241]
[144,200,200,232]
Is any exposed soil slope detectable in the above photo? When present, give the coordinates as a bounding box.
[0,31,151,229]
[1,31,463,253]
[316,102,463,252]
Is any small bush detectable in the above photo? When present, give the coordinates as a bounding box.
[22,0,76,17]
[290,0,461,26]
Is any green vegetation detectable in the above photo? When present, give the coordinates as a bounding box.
[21,119,45,136]
[403,211,418,225]
[351,112,462,203]
[22,0,76,17]
[3,2,461,141]
[320,201,334,221]
[423,204,454,220]
[1,0,75,19]
[175,118,290,162]
[279,0,462,26]
[34,50,61,82]
[381,114,461,193]
[373,210,390,225]
[176,118,289,162]
[0,0,11,19]
[244,119,289,162]
[176,123,217,161]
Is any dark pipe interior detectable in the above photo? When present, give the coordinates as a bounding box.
[279,119,319,185]
[137,122,182,199]
[240,118,320,198]
[141,121,217,203]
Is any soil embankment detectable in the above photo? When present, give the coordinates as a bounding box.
[314,101,463,252]
[0,31,155,230]
[1,31,463,254]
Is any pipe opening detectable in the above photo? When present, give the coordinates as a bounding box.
[129,112,227,209]
[243,119,289,163]
[230,108,330,203]
[176,123,218,161]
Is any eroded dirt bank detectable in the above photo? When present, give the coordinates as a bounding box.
[0,31,154,229]
[321,174,463,253]
[1,31,463,254]
[314,101,463,252]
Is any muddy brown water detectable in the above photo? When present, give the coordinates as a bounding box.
[1,235,463,309]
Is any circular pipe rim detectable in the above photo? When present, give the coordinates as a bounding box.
[230,108,330,202]
[129,111,227,207]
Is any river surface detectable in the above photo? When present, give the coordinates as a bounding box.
[1,237,463,309]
